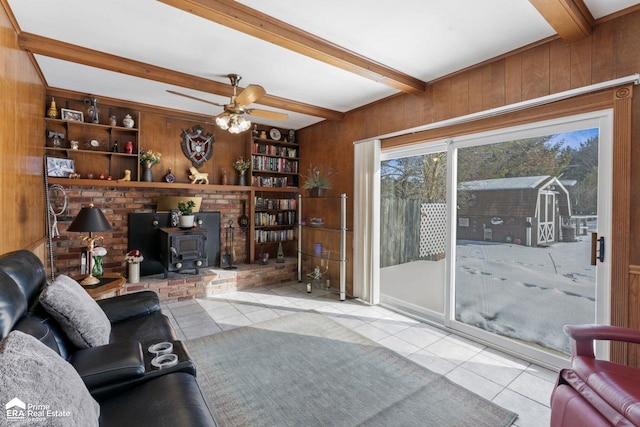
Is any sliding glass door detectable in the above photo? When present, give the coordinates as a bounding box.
[378,110,613,366]
[379,143,447,319]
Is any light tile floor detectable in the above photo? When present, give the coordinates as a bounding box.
[162,281,554,427]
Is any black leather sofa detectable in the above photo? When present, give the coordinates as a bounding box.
[0,249,216,426]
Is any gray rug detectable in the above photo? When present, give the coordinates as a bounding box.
[186,311,518,427]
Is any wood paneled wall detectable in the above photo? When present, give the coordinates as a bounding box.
[0,5,46,255]
[3,0,640,356]
[297,10,640,362]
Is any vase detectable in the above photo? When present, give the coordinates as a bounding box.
[308,187,325,198]
[128,262,140,284]
[92,256,104,277]
[142,161,154,182]
[123,114,135,128]
[238,171,246,186]
[47,98,58,119]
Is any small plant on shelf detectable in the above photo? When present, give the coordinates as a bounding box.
[140,149,162,165]
[301,164,334,197]
[233,157,251,172]
[177,200,196,216]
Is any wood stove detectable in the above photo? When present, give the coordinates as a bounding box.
[159,227,208,277]
[128,212,220,277]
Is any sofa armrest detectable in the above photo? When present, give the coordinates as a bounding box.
[70,342,145,390]
[97,291,161,323]
[564,324,640,358]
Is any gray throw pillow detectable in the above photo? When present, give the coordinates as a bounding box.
[40,275,111,348]
[0,330,100,427]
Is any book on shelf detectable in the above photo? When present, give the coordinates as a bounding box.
[251,156,298,173]
[254,229,296,243]
[251,176,290,188]
[252,143,297,158]
[254,197,297,210]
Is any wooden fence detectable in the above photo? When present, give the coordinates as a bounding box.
[380,198,446,268]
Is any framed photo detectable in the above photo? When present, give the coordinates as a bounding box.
[46,156,75,177]
[60,108,84,122]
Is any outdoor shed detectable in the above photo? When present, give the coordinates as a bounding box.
[456,176,572,246]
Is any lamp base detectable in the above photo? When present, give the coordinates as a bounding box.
[80,274,100,286]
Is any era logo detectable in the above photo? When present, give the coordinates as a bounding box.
[5,398,26,420]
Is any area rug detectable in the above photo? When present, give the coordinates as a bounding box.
[186,311,518,427]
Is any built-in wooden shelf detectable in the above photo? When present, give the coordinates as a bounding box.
[47,177,251,191]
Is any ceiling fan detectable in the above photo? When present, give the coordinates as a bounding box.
[167,74,288,133]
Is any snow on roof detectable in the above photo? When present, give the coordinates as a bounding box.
[458,176,551,191]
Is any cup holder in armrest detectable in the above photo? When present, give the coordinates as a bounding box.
[151,353,179,369]
[142,340,196,377]
[148,341,173,356]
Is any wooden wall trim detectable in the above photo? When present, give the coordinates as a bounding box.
[381,85,626,148]
[610,87,633,364]
[629,268,640,366]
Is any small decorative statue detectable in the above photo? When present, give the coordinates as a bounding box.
[47,97,58,119]
[188,166,209,184]
[117,169,131,182]
[124,140,134,154]
[84,97,100,124]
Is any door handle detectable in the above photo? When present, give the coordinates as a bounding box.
[591,232,605,265]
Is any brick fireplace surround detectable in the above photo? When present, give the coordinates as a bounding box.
[51,184,297,302]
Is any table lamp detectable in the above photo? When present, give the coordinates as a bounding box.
[67,203,111,286]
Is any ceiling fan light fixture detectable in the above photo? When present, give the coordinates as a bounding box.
[237,116,252,132]
[216,115,230,130]
[220,114,251,134]
[170,74,285,132]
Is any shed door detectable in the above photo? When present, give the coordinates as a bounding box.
[538,191,555,244]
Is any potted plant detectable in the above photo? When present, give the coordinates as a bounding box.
[140,149,162,182]
[301,165,334,197]
[125,249,144,284]
[177,200,196,228]
[233,157,251,186]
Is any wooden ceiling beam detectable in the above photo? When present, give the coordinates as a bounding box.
[17,32,344,121]
[158,0,426,95]
[529,0,594,42]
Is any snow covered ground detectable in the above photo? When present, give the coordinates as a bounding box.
[456,237,595,354]
[381,235,596,355]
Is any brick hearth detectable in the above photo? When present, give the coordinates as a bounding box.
[124,257,297,303]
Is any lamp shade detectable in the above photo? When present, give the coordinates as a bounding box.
[67,204,111,233]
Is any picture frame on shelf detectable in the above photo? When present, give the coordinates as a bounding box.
[46,156,75,177]
[60,108,84,122]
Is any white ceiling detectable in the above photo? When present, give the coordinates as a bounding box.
[7,0,640,130]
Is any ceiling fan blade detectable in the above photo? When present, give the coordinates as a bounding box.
[235,84,266,106]
[167,90,224,107]
[246,109,288,120]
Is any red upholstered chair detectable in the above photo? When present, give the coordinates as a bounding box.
[550,325,640,427]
